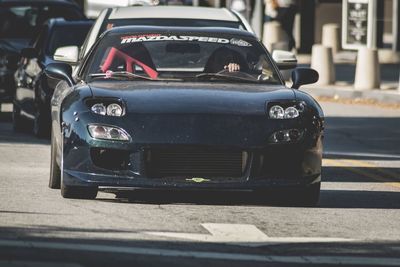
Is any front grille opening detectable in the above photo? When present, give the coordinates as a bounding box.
[146,148,247,178]
[90,148,130,171]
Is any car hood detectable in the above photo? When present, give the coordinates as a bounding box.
[87,81,295,115]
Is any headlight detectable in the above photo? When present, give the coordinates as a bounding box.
[284,106,299,119]
[106,103,123,116]
[269,105,285,119]
[91,103,124,116]
[268,105,300,119]
[91,103,106,115]
[88,124,130,141]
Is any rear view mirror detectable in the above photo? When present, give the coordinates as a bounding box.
[53,46,79,64]
[272,50,297,70]
[45,63,74,87]
[20,48,37,59]
[291,68,319,89]
[166,43,200,53]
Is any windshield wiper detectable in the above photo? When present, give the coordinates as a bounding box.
[89,71,183,82]
[195,72,260,83]
[89,71,154,81]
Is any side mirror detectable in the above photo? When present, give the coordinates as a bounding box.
[291,68,319,89]
[20,48,37,59]
[272,50,297,70]
[53,46,79,64]
[44,63,74,87]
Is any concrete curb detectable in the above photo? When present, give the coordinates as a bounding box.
[302,85,400,104]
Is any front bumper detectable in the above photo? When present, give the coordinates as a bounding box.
[62,129,322,190]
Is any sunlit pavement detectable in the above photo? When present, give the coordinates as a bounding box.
[0,101,399,266]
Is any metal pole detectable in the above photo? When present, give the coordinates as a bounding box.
[376,0,384,48]
[394,0,400,51]
[214,0,221,8]
[398,70,400,91]
[192,0,199,6]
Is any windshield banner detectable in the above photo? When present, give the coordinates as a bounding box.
[121,34,252,47]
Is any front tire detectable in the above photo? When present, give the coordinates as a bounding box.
[255,182,321,206]
[49,130,61,189]
[58,132,98,199]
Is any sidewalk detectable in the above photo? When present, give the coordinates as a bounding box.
[302,84,400,106]
[296,51,400,105]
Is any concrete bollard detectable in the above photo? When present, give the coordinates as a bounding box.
[322,24,341,55]
[262,21,286,52]
[354,47,380,90]
[310,44,335,85]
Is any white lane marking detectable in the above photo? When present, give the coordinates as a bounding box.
[146,223,353,246]
[147,224,270,243]
[0,239,399,266]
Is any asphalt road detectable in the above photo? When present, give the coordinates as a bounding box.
[0,101,399,267]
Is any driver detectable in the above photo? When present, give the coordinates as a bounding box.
[204,47,246,73]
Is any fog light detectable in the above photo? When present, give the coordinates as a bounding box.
[88,124,130,141]
[274,131,285,142]
[92,125,106,136]
[269,129,303,143]
[289,129,300,140]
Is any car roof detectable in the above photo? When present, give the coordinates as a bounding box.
[104,25,256,39]
[46,18,93,27]
[108,6,239,22]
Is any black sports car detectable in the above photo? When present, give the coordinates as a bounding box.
[13,18,93,137]
[46,26,323,205]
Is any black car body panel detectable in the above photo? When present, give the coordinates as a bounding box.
[0,0,85,103]
[49,26,324,196]
[59,83,322,189]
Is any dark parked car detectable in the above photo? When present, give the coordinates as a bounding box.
[13,18,93,137]
[0,0,85,108]
[46,26,323,205]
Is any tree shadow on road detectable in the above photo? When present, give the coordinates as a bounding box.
[0,113,49,145]
[0,225,399,266]
[96,185,400,209]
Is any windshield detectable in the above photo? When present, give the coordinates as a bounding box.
[47,24,92,56]
[84,32,282,85]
